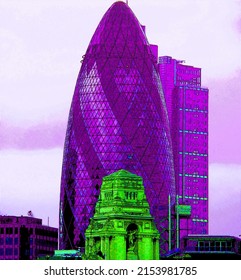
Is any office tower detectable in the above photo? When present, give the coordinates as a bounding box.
[0,215,58,260]
[59,2,175,250]
[158,56,208,238]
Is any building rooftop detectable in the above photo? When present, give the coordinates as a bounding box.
[0,215,42,225]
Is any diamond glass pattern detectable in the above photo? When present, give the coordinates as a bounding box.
[59,2,175,250]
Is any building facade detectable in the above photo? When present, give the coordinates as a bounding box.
[59,2,176,251]
[180,235,241,260]
[158,56,208,238]
[0,216,58,260]
[85,169,160,260]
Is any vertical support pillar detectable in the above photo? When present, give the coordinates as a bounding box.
[105,236,110,260]
[100,236,105,256]
[137,236,142,259]
[114,235,126,259]
[154,238,160,260]
[176,195,180,249]
[85,238,89,255]
[141,237,153,260]
[168,195,172,251]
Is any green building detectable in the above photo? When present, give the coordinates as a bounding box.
[84,170,160,260]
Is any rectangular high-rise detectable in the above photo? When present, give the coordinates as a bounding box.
[158,56,208,238]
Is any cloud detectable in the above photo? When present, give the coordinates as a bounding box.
[209,163,241,236]
[0,0,115,16]
[0,121,66,150]
[0,27,80,81]
[0,154,240,235]
[207,70,241,164]
[0,27,75,124]
[1,0,241,127]
[134,0,241,79]
[0,149,62,227]
[237,17,241,33]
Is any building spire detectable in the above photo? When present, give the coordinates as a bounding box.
[126,0,129,5]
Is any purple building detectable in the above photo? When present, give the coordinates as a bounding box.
[59,2,175,251]
[0,215,58,260]
[158,56,208,238]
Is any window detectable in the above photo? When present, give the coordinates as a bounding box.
[125,191,137,200]
[204,241,210,251]
[0,228,4,234]
[199,241,204,251]
[6,228,13,234]
[5,248,13,256]
[215,241,221,251]
[14,228,18,234]
[6,237,13,245]
[221,242,227,251]
[210,241,215,251]
[0,248,4,256]
[227,241,232,251]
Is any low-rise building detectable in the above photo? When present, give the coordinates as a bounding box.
[179,235,241,259]
[0,215,58,260]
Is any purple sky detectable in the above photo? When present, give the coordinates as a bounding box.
[0,0,241,236]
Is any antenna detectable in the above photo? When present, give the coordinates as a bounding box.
[126,0,129,5]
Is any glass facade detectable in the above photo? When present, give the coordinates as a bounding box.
[158,56,209,238]
[59,2,175,250]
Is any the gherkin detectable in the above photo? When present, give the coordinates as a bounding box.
[59,1,175,250]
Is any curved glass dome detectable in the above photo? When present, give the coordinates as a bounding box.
[59,1,175,249]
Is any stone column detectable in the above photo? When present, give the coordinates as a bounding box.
[141,236,153,260]
[154,238,160,260]
[105,236,110,260]
[100,236,105,255]
[89,237,95,255]
[137,236,142,259]
[85,238,89,255]
[113,235,126,260]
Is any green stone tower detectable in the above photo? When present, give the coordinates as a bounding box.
[85,169,160,260]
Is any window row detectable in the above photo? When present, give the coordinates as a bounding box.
[0,237,18,245]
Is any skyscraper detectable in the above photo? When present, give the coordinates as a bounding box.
[59,2,175,250]
[158,56,208,237]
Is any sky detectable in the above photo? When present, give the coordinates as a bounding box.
[0,0,241,236]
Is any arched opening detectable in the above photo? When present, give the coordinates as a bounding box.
[126,223,138,253]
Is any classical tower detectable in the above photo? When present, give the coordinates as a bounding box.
[85,170,160,260]
[59,2,175,250]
